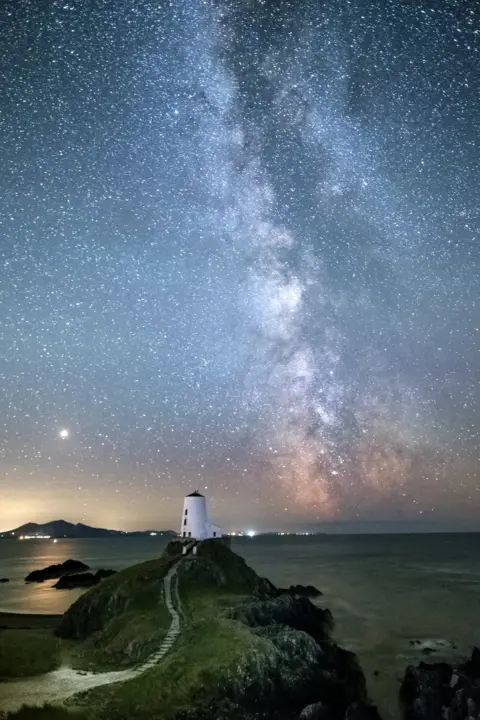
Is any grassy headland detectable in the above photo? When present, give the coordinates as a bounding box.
[1,539,373,720]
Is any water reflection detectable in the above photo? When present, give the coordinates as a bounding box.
[0,536,170,614]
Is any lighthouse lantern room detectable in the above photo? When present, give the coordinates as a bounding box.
[180,491,222,540]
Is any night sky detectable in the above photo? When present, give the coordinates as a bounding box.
[1,0,479,533]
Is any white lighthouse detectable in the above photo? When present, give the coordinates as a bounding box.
[179,491,222,540]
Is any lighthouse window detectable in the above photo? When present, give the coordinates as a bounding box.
[188,531,191,537]
[183,518,187,526]
[213,532,217,537]
[184,509,188,516]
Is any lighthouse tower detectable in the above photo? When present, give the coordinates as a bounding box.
[180,491,222,540]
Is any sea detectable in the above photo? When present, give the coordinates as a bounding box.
[2,532,480,720]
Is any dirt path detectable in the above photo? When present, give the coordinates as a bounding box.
[0,562,182,713]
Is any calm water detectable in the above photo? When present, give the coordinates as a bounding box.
[2,533,480,719]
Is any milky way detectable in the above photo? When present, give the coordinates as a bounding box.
[0,0,478,531]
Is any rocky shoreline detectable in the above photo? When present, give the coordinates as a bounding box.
[52,539,380,720]
[1,541,479,720]
[400,648,480,720]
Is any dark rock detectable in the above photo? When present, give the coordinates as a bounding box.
[53,569,115,589]
[224,624,327,713]
[278,584,323,598]
[54,573,96,589]
[0,578,9,583]
[173,700,283,719]
[229,594,333,645]
[373,671,380,677]
[467,697,476,716]
[465,646,480,676]
[345,701,383,720]
[400,650,480,720]
[25,559,89,582]
[421,647,435,656]
[256,576,280,599]
[299,701,329,720]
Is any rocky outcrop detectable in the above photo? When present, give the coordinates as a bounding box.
[191,539,279,598]
[278,584,323,598]
[171,619,374,720]
[400,649,480,720]
[53,569,115,589]
[53,539,378,720]
[55,550,181,639]
[207,571,371,720]
[229,594,333,645]
[25,559,89,583]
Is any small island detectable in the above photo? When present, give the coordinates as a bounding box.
[25,559,89,583]
[0,538,379,720]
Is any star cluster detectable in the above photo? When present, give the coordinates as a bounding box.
[0,0,478,531]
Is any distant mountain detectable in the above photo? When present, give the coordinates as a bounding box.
[0,520,177,539]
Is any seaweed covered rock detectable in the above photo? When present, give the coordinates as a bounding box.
[400,649,480,720]
[25,559,88,583]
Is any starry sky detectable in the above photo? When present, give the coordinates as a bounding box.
[1,0,479,533]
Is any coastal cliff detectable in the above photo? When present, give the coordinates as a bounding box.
[58,539,377,719]
[2,540,380,720]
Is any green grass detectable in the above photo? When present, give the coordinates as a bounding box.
[4,705,85,719]
[0,630,60,678]
[2,542,277,719]
[65,543,273,719]
[63,600,172,671]
[72,610,265,720]
[57,549,179,671]
[69,568,269,720]
[1,550,177,681]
